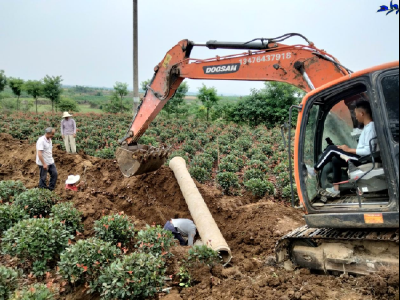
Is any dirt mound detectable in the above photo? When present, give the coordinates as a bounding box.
[0,134,398,300]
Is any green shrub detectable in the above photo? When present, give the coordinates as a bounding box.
[190,153,214,172]
[276,171,291,188]
[13,189,59,218]
[247,148,263,159]
[246,160,268,173]
[282,184,299,202]
[249,153,268,162]
[11,283,56,300]
[0,266,20,300]
[94,147,115,159]
[216,172,240,195]
[50,202,84,234]
[2,218,71,264]
[204,145,218,161]
[274,161,289,175]
[220,155,245,170]
[0,181,26,203]
[243,169,266,182]
[182,144,196,157]
[136,225,175,257]
[259,144,274,156]
[138,135,159,147]
[94,253,166,300]
[244,179,275,197]
[185,245,221,268]
[94,213,135,246]
[168,150,189,164]
[234,136,253,152]
[58,238,121,284]
[189,166,211,183]
[218,161,239,173]
[0,204,29,233]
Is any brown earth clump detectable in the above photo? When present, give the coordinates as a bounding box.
[0,133,398,300]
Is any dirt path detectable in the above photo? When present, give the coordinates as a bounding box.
[0,133,398,300]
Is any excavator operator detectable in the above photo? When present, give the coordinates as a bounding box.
[308,100,377,198]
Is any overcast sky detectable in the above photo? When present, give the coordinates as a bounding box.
[0,0,399,95]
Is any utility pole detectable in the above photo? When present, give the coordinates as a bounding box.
[133,0,139,114]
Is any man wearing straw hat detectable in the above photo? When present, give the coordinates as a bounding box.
[61,111,77,154]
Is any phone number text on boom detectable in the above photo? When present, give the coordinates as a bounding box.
[239,52,292,65]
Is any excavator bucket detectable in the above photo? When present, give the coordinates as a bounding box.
[116,145,171,177]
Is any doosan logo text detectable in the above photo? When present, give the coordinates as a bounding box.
[203,63,241,75]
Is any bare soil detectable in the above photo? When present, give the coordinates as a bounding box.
[0,133,398,300]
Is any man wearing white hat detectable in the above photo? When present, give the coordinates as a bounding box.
[61,112,77,154]
[65,175,83,192]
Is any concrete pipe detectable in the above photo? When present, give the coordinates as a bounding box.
[169,157,232,265]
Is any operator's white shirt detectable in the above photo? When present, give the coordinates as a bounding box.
[356,122,376,156]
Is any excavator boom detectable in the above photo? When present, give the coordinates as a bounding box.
[117,34,349,177]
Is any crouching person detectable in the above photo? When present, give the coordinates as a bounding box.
[164,219,197,246]
[65,175,84,192]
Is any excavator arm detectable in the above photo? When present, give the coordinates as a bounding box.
[117,34,350,177]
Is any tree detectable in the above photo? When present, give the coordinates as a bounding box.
[42,75,63,113]
[0,70,7,92]
[103,93,130,114]
[58,98,79,112]
[141,79,151,93]
[8,77,24,111]
[163,82,189,117]
[197,84,220,121]
[229,82,305,128]
[24,80,43,114]
[113,82,129,113]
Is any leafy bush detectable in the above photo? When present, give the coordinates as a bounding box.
[282,184,299,202]
[182,144,196,157]
[244,179,275,197]
[276,171,290,188]
[234,136,253,152]
[185,245,221,267]
[251,153,268,162]
[168,150,189,164]
[189,166,211,183]
[246,160,268,173]
[220,155,245,170]
[0,181,26,203]
[58,238,121,284]
[0,266,20,300]
[0,204,29,233]
[218,161,239,173]
[57,98,79,113]
[2,218,71,264]
[13,189,59,218]
[216,172,240,195]
[243,169,266,182]
[138,135,159,147]
[94,252,166,300]
[204,144,218,161]
[190,153,214,172]
[136,225,175,257]
[11,283,56,300]
[50,202,83,234]
[274,161,289,175]
[94,213,135,246]
[94,147,115,159]
[259,144,274,156]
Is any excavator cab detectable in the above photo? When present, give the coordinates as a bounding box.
[297,63,399,229]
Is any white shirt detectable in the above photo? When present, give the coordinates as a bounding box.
[36,136,55,166]
[172,219,197,246]
[356,122,377,156]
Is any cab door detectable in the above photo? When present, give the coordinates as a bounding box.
[373,68,399,209]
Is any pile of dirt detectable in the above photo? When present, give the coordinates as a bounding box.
[0,133,398,300]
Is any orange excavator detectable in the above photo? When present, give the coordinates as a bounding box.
[117,33,399,275]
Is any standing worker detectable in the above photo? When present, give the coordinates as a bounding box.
[61,111,77,154]
[164,219,197,246]
[36,127,58,191]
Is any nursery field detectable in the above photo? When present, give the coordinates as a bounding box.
[0,113,398,300]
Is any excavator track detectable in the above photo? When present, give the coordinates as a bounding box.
[276,225,399,275]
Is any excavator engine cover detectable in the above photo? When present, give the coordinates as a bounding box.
[116,145,171,177]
